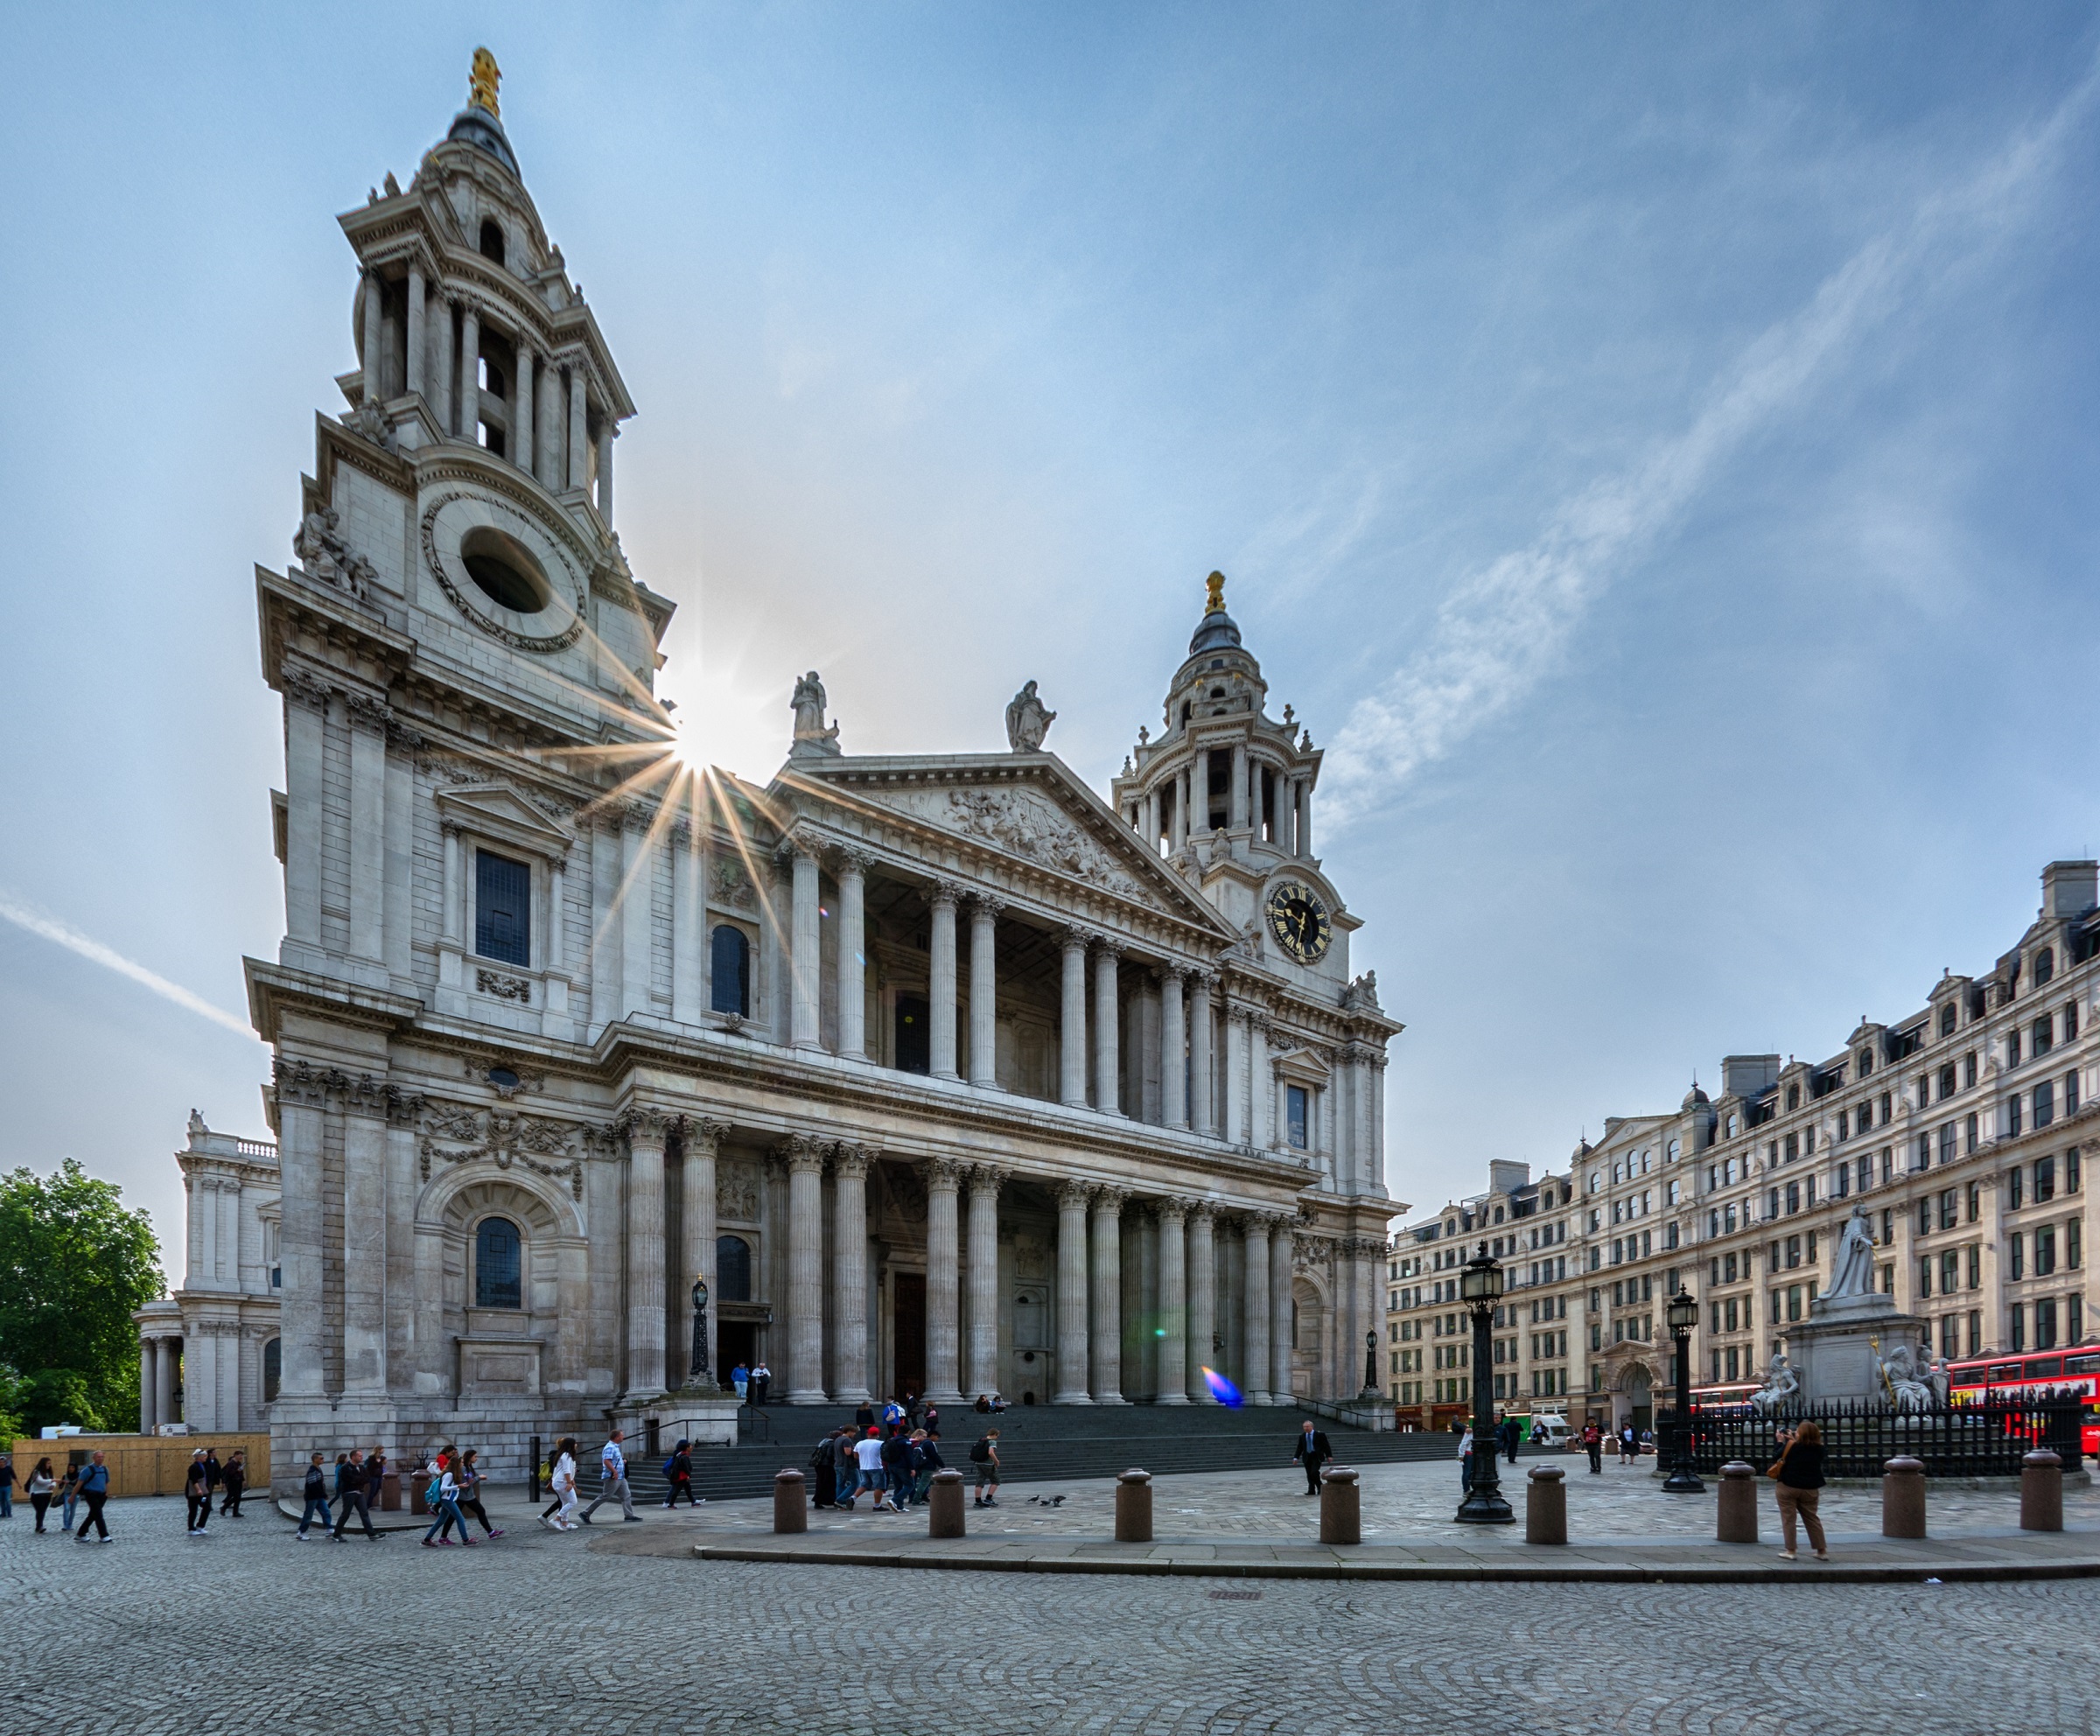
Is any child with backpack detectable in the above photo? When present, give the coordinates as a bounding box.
[661,1439,703,1508]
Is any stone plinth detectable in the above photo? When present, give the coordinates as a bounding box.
[1788,1294,1928,1404]
[615,1393,739,1448]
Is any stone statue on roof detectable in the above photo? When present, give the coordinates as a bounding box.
[789,671,841,758]
[1005,680,1056,752]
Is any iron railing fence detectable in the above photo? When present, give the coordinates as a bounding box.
[1653,1398,2083,1478]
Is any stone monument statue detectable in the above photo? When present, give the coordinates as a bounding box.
[1828,1204,1878,1301]
[789,671,841,759]
[1004,680,1056,752]
[1750,1350,1799,1411]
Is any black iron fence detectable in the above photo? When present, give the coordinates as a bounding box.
[1656,1398,2084,1479]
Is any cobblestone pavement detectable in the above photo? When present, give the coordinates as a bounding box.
[9,1482,2100,1735]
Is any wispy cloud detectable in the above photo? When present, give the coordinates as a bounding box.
[1320,53,2100,828]
[0,889,256,1040]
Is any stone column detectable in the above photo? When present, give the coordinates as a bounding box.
[1250,1017,1273,1153]
[1229,743,1249,830]
[1059,927,1089,1106]
[965,1165,1004,1401]
[138,1341,155,1432]
[155,1338,176,1428]
[782,1135,828,1402]
[459,302,480,438]
[836,847,870,1059]
[1092,939,1123,1114]
[598,424,616,524]
[282,675,326,947]
[790,844,822,1049]
[514,342,535,477]
[1090,1188,1128,1403]
[682,1118,722,1387]
[1242,1214,1273,1405]
[1250,756,1266,841]
[341,1076,388,1396]
[568,368,589,490]
[1289,779,1305,857]
[928,881,962,1078]
[1271,1227,1297,1401]
[1224,1010,1248,1144]
[361,265,386,407]
[1142,788,1158,850]
[968,894,1002,1086]
[195,1175,215,1286]
[671,821,703,1025]
[1054,1181,1093,1404]
[405,264,426,397]
[434,293,455,433]
[830,1144,872,1404]
[346,694,388,963]
[622,1109,670,1398]
[762,850,792,1042]
[275,1060,327,1399]
[1186,1204,1217,1400]
[1156,1199,1188,1404]
[925,1158,964,1404]
[1299,783,1314,858]
[1160,966,1188,1128]
[620,810,653,1020]
[1189,970,1215,1136]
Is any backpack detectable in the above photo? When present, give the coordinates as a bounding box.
[662,1456,680,1480]
[425,1473,445,1506]
[970,1437,992,1464]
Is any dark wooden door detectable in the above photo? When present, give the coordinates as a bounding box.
[892,1272,927,1400]
[895,994,930,1074]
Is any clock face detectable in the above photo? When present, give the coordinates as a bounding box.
[1265,880,1332,965]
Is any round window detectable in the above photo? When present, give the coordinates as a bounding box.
[459,527,550,614]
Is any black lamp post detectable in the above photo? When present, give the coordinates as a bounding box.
[1455,1242,1514,1524]
[1362,1329,1380,1400]
[683,1278,711,1393]
[1662,1287,1704,1493]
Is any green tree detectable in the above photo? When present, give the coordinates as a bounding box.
[0,1159,162,1435]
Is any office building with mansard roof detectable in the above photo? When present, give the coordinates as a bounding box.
[142,58,1404,1484]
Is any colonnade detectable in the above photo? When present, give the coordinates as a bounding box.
[1134,747,1313,858]
[136,1335,181,1432]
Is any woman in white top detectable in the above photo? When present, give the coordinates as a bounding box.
[550,1438,579,1530]
[26,1458,57,1532]
[1457,1426,1474,1494]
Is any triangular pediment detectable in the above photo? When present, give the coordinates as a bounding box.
[777,753,1235,938]
[434,782,576,857]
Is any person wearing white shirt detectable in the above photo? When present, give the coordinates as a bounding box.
[851,1431,891,1514]
[542,1438,580,1530]
[579,1429,639,1524]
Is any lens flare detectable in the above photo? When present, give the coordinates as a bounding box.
[1200,1366,1243,1406]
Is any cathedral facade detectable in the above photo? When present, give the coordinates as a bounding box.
[149,60,1403,1488]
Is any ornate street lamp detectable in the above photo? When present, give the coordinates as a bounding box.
[682,1278,712,1393]
[1662,1287,1704,1493]
[1455,1242,1514,1524]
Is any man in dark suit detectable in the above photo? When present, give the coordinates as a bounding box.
[1292,1420,1333,1495]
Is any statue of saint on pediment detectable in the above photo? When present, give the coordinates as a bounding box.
[1004,681,1056,752]
[789,671,842,759]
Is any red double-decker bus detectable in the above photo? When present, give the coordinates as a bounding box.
[1946,1348,2100,1455]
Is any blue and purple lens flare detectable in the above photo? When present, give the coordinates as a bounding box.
[1200,1366,1243,1406]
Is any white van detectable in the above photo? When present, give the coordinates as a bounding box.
[1526,1410,1571,1450]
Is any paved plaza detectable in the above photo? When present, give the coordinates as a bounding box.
[9,1456,2100,1734]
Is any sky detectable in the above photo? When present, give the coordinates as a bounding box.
[2,3,2097,1267]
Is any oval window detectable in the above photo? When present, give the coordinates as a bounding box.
[459,526,550,614]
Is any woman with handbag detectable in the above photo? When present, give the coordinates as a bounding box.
[1768,1419,1829,1560]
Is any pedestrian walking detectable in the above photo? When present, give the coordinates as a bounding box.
[421,1449,473,1546]
[72,1452,111,1542]
[834,1429,862,1510]
[203,1448,223,1507]
[368,1447,389,1512]
[296,1452,333,1539]
[911,1429,943,1505]
[1459,1425,1474,1494]
[1498,1411,1522,1466]
[27,1458,57,1532]
[731,1361,750,1402]
[880,1425,914,1510]
[970,1430,1003,1507]
[882,1395,906,1431]
[809,1431,838,1508]
[332,1449,379,1541]
[661,1439,702,1508]
[185,1449,212,1536]
[1618,1425,1636,1466]
[578,1428,640,1524]
[850,1428,887,1512]
[1581,1421,1603,1474]
[922,1400,941,1439]
[0,1452,14,1518]
[1769,1419,1830,1562]
[750,1361,773,1406]
[1292,1420,1334,1495]
[59,1463,80,1531]
[220,1449,247,1516]
[454,1449,504,1537]
[541,1438,579,1530]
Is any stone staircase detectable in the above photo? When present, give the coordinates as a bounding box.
[592,1404,1490,1505]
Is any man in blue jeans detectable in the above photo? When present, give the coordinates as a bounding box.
[296,1452,333,1538]
[73,1452,111,1541]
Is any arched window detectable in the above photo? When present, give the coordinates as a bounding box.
[2036,947,2055,985]
[710,925,750,1016]
[475,1216,523,1310]
[480,218,506,265]
[716,1235,752,1302]
[262,1337,281,1403]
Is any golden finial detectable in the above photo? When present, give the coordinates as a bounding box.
[1204,570,1227,614]
[469,47,501,118]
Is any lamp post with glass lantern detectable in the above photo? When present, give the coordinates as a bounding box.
[1455,1242,1514,1524]
[1662,1286,1704,1493]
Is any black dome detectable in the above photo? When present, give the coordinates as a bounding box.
[446,106,520,178]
